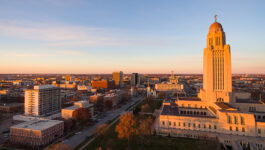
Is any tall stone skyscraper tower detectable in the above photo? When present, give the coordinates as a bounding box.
[199,15,232,104]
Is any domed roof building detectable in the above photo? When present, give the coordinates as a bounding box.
[209,15,223,32]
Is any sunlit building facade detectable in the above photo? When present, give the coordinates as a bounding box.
[155,71,184,92]
[156,17,265,150]
[24,85,61,116]
[112,71,123,88]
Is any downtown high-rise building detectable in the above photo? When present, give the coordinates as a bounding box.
[112,71,123,88]
[24,85,61,116]
[131,73,140,86]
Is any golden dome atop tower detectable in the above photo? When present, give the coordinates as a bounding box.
[209,15,223,32]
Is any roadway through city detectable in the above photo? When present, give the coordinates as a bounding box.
[64,96,144,148]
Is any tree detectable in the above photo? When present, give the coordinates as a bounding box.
[139,116,153,136]
[95,123,108,137]
[115,113,138,147]
[158,92,166,99]
[96,147,103,150]
[45,142,73,150]
[141,104,152,113]
[145,96,153,103]
[72,108,91,123]
[138,116,153,147]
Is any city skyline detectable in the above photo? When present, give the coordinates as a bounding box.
[0,0,265,74]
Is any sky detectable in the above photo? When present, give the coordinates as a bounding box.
[0,0,264,74]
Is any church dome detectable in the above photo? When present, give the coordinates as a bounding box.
[209,22,223,32]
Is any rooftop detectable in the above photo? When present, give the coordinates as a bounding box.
[11,119,63,131]
[0,103,23,107]
[236,98,263,104]
[34,85,57,90]
[178,97,201,101]
[215,102,237,111]
[63,105,79,110]
[161,105,215,119]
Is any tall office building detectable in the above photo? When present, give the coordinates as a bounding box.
[24,85,61,116]
[112,71,123,87]
[131,73,140,86]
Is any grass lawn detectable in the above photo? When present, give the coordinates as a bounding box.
[84,120,219,150]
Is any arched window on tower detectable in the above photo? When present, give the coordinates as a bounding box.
[217,97,224,102]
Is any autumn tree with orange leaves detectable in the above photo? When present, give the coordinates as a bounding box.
[45,142,73,150]
[115,112,138,147]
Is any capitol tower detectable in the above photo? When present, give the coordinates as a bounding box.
[199,15,232,104]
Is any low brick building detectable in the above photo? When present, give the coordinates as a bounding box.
[91,79,115,90]
[9,119,64,146]
[0,103,24,113]
[62,100,94,120]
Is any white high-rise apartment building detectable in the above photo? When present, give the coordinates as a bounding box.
[24,85,61,116]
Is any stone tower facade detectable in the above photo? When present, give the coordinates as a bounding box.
[199,16,232,104]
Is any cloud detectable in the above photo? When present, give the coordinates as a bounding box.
[60,50,84,55]
[5,52,56,57]
[0,19,182,48]
[4,49,85,57]
[0,20,119,47]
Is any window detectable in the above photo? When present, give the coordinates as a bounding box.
[174,122,176,126]
[227,115,231,124]
[242,128,245,132]
[193,124,196,128]
[215,37,220,46]
[258,129,261,134]
[249,107,256,112]
[179,122,181,126]
[198,124,200,128]
[204,124,206,128]
[217,97,223,102]
[209,125,211,129]
[241,116,245,125]
[183,123,185,127]
[169,121,171,126]
[230,126,232,131]
[234,116,238,124]
[188,123,191,127]
[236,127,238,131]
[162,121,165,125]
[214,125,217,129]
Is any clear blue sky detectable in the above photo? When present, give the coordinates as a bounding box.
[0,0,264,74]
